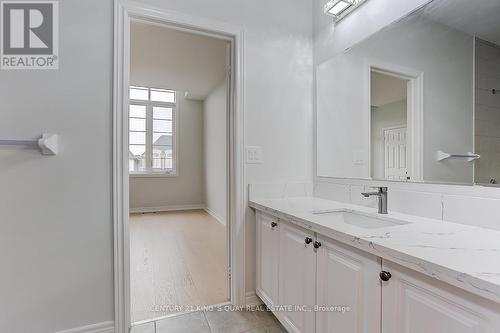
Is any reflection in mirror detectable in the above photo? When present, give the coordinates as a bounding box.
[475,39,500,186]
[370,71,409,181]
[316,0,500,185]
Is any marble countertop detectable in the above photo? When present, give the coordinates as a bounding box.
[249,196,500,305]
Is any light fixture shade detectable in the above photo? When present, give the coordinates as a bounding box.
[324,0,366,21]
[324,0,353,16]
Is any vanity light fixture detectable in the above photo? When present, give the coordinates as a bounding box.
[324,0,368,21]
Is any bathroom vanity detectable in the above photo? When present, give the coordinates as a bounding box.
[251,0,500,331]
[251,195,500,333]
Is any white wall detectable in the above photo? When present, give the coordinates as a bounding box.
[371,100,407,179]
[203,81,227,224]
[475,39,500,185]
[0,0,313,331]
[129,97,205,210]
[316,16,474,183]
[313,0,431,64]
[371,71,407,107]
[130,22,227,101]
[0,1,114,332]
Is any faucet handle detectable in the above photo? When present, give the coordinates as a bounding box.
[371,186,387,192]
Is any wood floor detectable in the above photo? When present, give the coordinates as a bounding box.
[130,210,228,323]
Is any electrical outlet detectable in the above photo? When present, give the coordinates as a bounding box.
[246,146,263,164]
[353,150,365,165]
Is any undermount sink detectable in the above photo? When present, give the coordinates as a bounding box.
[311,208,350,215]
[311,209,410,229]
[342,212,410,229]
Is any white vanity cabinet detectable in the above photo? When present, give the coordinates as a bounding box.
[316,236,381,333]
[278,221,316,333]
[382,260,500,333]
[256,211,280,308]
[256,213,380,333]
[255,210,500,333]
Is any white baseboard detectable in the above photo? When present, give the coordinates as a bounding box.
[130,204,205,214]
[204,207,226,226]
[245,291,263,306]
[54,321,114,333]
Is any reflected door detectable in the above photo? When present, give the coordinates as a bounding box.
[384,127,408,180]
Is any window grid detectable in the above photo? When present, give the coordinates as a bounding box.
[129,87,177,175]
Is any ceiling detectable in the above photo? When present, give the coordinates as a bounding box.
[130,21,228,101]
[420,0,500,45]
[371,71,407,107]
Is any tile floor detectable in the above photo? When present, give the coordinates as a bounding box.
[130,307,287,333]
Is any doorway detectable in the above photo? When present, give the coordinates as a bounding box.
[113,3,246,332]
[369,66,423,181]
[127,22,230,324]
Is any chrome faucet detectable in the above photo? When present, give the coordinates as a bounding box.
[361,187,388,214]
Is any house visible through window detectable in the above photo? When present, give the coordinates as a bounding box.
[129,86,177,175]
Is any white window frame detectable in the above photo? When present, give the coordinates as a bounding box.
[129,87,178,177]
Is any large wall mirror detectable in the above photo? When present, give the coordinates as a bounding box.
[316,0,500,185]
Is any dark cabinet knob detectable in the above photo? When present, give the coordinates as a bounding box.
[305,237,313,244]
[271,222,278,228]
[313,241,322,249]
[380,271,392,282]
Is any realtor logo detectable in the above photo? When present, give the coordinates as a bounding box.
[1,1,58,69]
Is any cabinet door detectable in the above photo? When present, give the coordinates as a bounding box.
[278,221,316,333]
[316,237,381,333]
[382,260,500,333]
[256,211,280,308]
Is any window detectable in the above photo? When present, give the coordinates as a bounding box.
[129,86,177,175]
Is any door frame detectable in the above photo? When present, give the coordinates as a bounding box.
[113,1,246,332]
[366,59,424,182]
[382,125,407,180]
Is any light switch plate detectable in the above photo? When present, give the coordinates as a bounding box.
[246,146,263,164]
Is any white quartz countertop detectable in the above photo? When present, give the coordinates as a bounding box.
[249,196,500,305]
